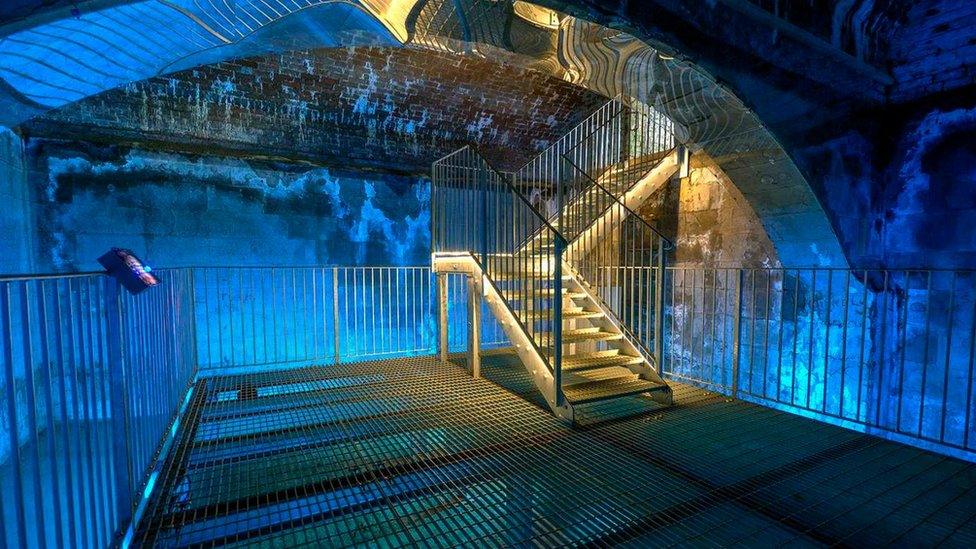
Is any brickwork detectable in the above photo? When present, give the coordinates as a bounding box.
[24,46,606,173]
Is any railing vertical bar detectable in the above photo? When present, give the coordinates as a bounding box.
[333,268,341,364]
[731,269,743,398]
[370,268,376,355]
[919,270,934,437]
[54,281,78,547]
[806,269,816,408]
[897,272,910,431]
[965,276,976,449]
[877,271,890,426]
[940,272,957,443]
[18,282,48,549]
[77,279,99,548]
[839,270,851,419]
[822,271,833,412]
[854,271,866,421]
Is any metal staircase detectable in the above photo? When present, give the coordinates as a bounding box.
[432,98,681,421]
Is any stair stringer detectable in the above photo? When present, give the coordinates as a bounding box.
[561,264,673,406]
[564,150,680,259]
[432,253,576,422]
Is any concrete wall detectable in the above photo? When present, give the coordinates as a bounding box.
[13,138,432,273]
[794,103,976,269]
[0,128,34,274]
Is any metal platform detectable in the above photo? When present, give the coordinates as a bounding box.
[134,352,976,547]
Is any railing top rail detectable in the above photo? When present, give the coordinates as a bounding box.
[561,152,675,249]
[663,266,976,273]
[0,270,107,282]
[431,144,474,168]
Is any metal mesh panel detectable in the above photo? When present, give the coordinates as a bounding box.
[134,354,976,547]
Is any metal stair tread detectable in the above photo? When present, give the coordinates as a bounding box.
[562,353,644,372]
[502,288,587,300]
[562,376,667,405]
[492,271,570,280]
[522,308,604,320]
[537,329,623,345]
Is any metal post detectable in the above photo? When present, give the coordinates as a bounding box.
[104,278,134,526]
[731,269,745,398]
[480,169,489,268]
[553,238,565,406]
[437,273,448,362]
[653,237,665,362]
[467,275,481,378]
[332,267,340,364]
[557,160,565,235]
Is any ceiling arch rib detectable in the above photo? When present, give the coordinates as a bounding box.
[0,1,403,114]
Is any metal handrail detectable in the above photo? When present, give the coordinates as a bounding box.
[472,146,568,248]
[561,152,675,249]
[511,96,625,177]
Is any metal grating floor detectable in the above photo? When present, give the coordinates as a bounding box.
[135,352,976,547]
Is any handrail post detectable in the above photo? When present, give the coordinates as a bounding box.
[553,237,565,407]
[437,272,448,363]
[653,237,665,362]
[480,166,488,269]
[467,274,481,378]
[731,269,745,398]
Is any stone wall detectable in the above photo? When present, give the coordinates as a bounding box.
[640,154,781,269]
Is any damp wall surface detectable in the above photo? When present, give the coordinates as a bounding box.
[1,136,433,274]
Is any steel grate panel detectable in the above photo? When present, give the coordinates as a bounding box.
[135,354,976,547]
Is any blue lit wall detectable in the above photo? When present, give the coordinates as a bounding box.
[795,103,976,270]
[14,138,431,273]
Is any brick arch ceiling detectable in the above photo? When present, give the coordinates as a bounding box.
[0,0,846,267]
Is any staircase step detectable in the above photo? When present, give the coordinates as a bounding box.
[522,308,604,320]
[562,353,644,372]
[537,328,623,345]
[502,288,587,300]
[562,377,668,405]
[492,271,569,281]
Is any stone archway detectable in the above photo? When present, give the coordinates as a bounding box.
[0,0,847,267]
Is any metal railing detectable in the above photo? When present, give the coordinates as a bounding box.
[557,99,675,242]
[193,266,508,371]
[5,261,976,549]
[0,264,511,548]
[551,99,674,366]
[662,267,976,460]
[510,98,623,214]
[432,146,568,394]
[0,270,195,549]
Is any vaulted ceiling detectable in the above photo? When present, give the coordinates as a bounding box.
[0,0,971,268]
